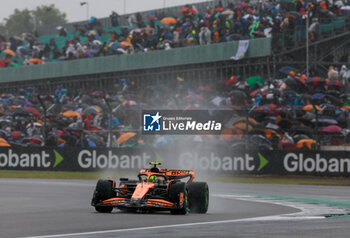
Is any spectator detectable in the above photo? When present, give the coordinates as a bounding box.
[199,26,211,45]
[328,65,339,81]
[109,11,119,27]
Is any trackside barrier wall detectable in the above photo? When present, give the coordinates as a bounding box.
[0,38,271,83]
[0,147,350,177]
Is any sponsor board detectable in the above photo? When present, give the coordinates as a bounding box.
[0,147,349,177]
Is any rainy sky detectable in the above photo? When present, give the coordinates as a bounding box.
[0,0,209,23]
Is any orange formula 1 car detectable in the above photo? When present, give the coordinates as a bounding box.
[91,162,209,214]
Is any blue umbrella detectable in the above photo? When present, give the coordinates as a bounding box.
[311,93,326,99]
[87,139,97,147]
[279,66,297,74]
[88,17,96,24]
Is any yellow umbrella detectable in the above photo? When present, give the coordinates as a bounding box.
[303,104,322,112]
[117,132,136,144]
[3,49,15,56]
[161,17,177,24]
[62,110,81,118]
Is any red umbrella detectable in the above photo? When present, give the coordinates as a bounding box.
[180,7,189,13]
[24,107,40,116]
[326,80,343,89]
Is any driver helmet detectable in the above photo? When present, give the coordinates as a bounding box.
[148,175,158,183]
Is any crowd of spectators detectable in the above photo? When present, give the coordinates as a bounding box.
[0,65,348,149]
[0,0,350,68]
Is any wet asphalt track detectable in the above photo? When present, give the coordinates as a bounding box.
[1,179,350,238]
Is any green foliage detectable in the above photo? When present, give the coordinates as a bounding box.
[5,9,34,36]
[32,4,67,30]
[2,4,67,37]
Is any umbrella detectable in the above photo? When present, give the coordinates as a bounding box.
[61,104,78,112]
[321,125,342,133]
[232,117,258,126]
[86,138,97,147]
[306,77,326,88]
[311,93,326,100]
[232,123,253,131]
[221,10,234,15]
[326,80,343,89]
[302,104,322,111]
[250,89,268,97]
[0,129,10,138]
[117,132,136,144]
[84,49,96,56]
[120,41,133,47]
[24,107,40,116]
[0,138,10,147]
[247,76,264,87]
[250,135,272,146]
[311,118,338,125]
[161,17,177,24]
[62,110,81,118]
[27,58,43,65]
[82,106,101,116]
[3,49,15,57]
[341,6,350,10]
[296,139,317,150]
[253,104,278,115]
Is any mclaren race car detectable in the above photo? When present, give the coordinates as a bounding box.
[91,162,209,214]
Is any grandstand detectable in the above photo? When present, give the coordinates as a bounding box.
[0,0,348,149]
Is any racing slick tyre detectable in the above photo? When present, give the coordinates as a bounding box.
[169,182,188,215]
[92,179,115,213]
[187,182,209,213]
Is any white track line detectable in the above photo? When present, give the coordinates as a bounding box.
[21,215,324,238]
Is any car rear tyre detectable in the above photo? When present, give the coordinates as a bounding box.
[187,182,209,213]
[169,182,188,215]
[92,179,115,213]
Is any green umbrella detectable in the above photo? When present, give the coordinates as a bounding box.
[247,76,265,87]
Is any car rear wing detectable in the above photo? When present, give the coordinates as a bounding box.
[139,169,195,182]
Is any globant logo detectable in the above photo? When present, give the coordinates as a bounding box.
[283,153,350,173]
[78,150,152,169]
[0,149,64,168]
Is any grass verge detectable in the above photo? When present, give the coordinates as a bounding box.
[1,170,350,186]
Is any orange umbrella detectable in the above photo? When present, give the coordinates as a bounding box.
[0,138,10,147]
[232,123,253,131]
[117,132,136,144]
[28,58,43,65]
[302,104,322,111]
[161,17,177,24]
[341,106,350,110]
[120,41,133,47]
[233,117,258,126]
[62,110,81,118]
[3,49,15,56]
[296,139,317,150]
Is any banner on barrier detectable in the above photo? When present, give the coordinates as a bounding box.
[0,147,349,176]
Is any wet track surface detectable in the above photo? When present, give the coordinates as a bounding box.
[1,179,350,238]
